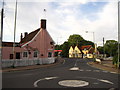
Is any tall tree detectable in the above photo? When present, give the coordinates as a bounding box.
[68,34,94,47]
[68,34,84,46]
[104,40,118,57]
[61,41,70,57]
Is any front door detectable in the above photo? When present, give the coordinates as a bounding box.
[16,52,20,59]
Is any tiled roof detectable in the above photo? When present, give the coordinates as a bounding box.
[81,45,92,50]
[20,28,40,44]
[2,42,20,47]
[88,48,94,54]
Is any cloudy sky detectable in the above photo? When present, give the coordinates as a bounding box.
[0,0,119,46]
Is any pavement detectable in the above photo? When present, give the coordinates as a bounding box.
[1,58,120,74]
[88,60,120,74]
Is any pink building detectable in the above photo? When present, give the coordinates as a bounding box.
[2,19,55,60]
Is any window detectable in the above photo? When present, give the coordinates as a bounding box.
[34,51,38,57]
[50,41,54,45]
[23,51,28,57]
[48,52,52,57]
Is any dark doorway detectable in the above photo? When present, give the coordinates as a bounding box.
[16,52,20,59]
[10,54,13,59]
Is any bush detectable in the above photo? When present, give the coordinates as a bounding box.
[113,54,120,67]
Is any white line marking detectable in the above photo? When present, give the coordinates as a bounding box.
[93,70,100,72]
[34,79,44,87]
[102,71,108,73]
[86,70,91,72]
[79,69,84,71]
[74,60,78,67]
[63,60,65,64]
[98,79,114,84]
[93,82,99,84]
[110,72,117,74]
[34,76,58,87]
[44,77,58,80]
[69,67,79,71]
[77,77,114,85]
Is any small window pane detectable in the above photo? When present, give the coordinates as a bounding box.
[34,51,38,57]
[23,52,28,57]
[48,52,52,57]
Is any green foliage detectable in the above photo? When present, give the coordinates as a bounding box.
[97,46,104,54]
[61,41,70,57]
[104,40,118,57]
[68,34,94,47]
[113,55,118,65]
[55,34,94,58]
[68,34,84,46]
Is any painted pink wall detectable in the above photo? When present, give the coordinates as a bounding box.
[21,28,54,59]
[2,47,21,59]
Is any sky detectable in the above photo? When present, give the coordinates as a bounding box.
[0,0,119,46]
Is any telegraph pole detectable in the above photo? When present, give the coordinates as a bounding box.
[0,0,4,69]
[103,37,105,60]
[118,1,120,68]
[13,0,17,59]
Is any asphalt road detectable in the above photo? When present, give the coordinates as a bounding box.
[2,58,119,89]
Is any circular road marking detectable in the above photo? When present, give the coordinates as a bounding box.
[58,80,89,87]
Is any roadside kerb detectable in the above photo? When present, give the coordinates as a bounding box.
[87,62,120,74]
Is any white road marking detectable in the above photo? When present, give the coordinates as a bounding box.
[79,69,84,71]
[93,82,99,84]
[86,70,91,72]
[58,80,89,87]
[69,67,80,71]
[102,71,108,73]
[77,77,114,85]
[110,72,117,74]
[93,70,100,72]
[34,78,44,87]
[98,79,114,84]
[44,77,58,80]
[34,76,58,87]
[63,60,65,64]
[74,60,78,67]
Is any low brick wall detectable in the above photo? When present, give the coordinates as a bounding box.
[2,57,55,68]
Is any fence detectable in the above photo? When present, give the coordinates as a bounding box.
[2,57,55,68]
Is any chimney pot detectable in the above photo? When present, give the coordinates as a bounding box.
[20,33,23,42]
[24,32,28,37]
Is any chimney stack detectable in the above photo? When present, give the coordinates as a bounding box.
[41,19,46,29]
[20,33,23,41]
[24,32,28,37]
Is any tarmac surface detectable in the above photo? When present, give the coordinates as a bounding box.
[2,58,119,89]
[1,58,120,74]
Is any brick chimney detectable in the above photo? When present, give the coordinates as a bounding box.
[24,32,28,37]
[41,19,46,29]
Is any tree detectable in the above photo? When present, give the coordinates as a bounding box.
[55,34,94,58]
[104,40,118,57]
[68,34,84,46]
[97,46,104,54]
[68,34,94,47]
[61,41,70,57]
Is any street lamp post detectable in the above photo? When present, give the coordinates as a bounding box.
[85,31,95,43]
[85,31,96,58]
